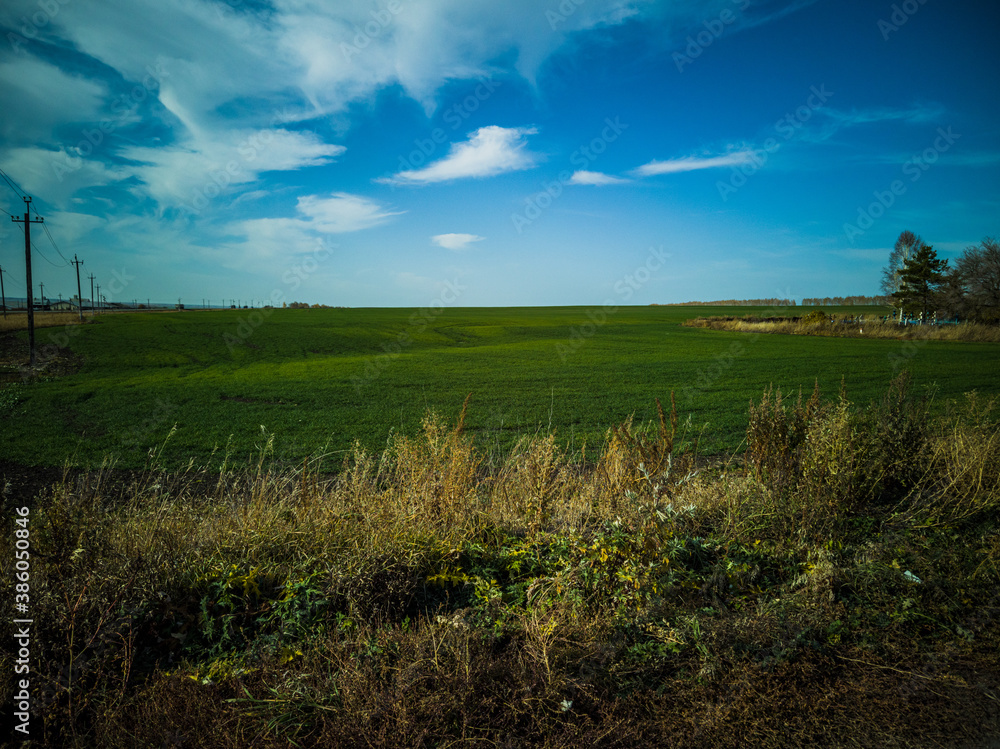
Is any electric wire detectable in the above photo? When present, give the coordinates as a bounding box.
[31,240,70,268]
[0,268,26,289]
[40,221,72,265]
[0,166,25,200]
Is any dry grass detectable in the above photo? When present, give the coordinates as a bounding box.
[5,379,1000,748]
[0,310,92,332]
[684,313,1000,342]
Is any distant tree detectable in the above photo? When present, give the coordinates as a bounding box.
[954,236,1000,322]
[892,243,948,319]
[937,266,970,320]
[881,230,922,298]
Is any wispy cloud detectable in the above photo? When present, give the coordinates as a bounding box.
[860,149,1000,167]
[383,126,539,184]
[823,104,945,127]
[217,192,401,264]
[432,233,485,251]
[121,129,345,212]
[806,103,947,142]
[632,149,759,176]
[569,170,630,185]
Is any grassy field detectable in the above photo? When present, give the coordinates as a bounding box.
[1,305,999,469]
[2,307,999,747]
[5,376,999,747]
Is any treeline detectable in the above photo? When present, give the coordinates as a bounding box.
[664,296,892,307]
[664,298,797,306]
[280,302,348,309]
[883,234,1000,324]
[800,295,891,306]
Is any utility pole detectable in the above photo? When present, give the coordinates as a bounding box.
[95,283,101,313]
[11,196,44,366]
[72,257,84,320]
[0,265,6,319]
[38,282,44,308]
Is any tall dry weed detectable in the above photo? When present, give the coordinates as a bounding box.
[897,392,1000,528]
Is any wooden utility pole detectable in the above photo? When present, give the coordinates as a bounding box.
[95,283,101,312]
[0,265,7,318]
[72,255,84,321]
[87,274,95,312]
[11,196,44,366]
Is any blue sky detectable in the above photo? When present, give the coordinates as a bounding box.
[0,0,998,307]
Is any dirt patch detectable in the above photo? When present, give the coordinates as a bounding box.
[0,332,85,379]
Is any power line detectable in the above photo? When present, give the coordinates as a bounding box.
[0,168,73,268]
[1,270,25,288]
[40,221,71,265]
[9,215,69,269]
[0,166,25,200]
[31,239,70,268]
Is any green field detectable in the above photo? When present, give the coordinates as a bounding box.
[2,305,999,468]
[6,306,1000,747]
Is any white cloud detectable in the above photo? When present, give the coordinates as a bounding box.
[633,150,760,176]
[2,146,130,206]
[384,126,540,184]
[119,129,345,211]
[296,192,404,233]
[432,233,484,251]
[0,57,107,146]
[569,170,630,185]
[222,191,401,261]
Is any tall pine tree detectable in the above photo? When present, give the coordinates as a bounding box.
[892,243,948,320]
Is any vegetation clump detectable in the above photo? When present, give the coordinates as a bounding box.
[3,375,999,747]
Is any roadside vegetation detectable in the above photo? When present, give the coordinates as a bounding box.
[0,310,89,333]
[4,374,998,747]
[683,311,1000,342]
